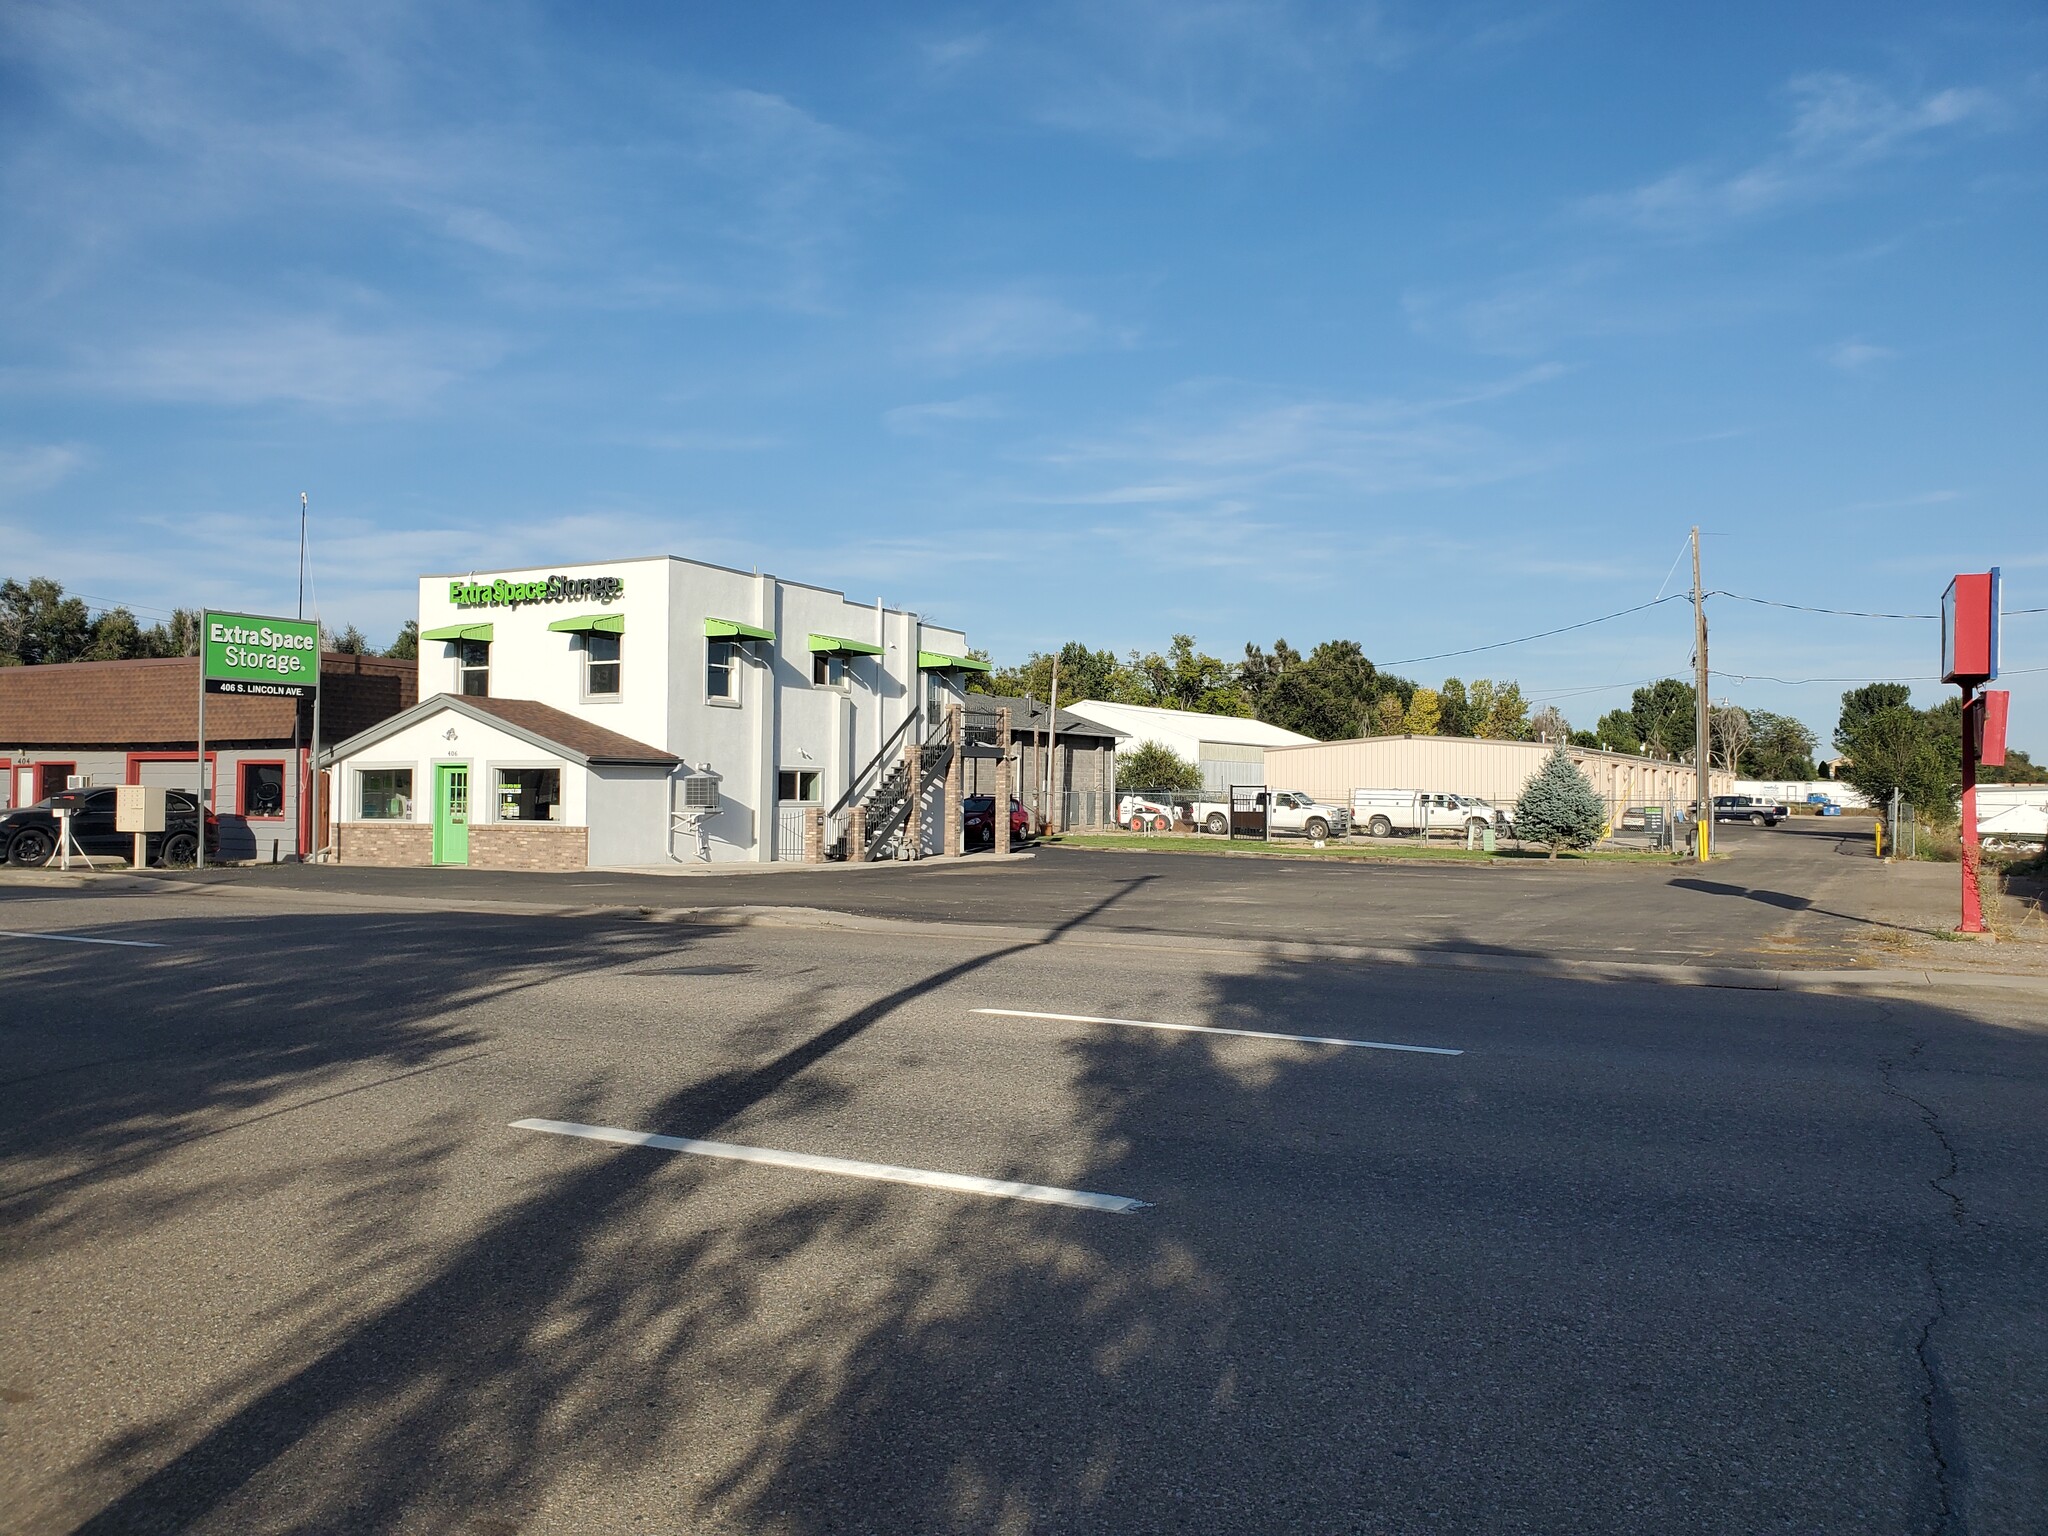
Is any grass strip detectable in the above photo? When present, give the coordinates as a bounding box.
[1050,834,1681,866]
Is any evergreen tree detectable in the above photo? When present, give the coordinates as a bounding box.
[1513,746,1607,858]
[1437,678,1472,736]
[385,620,419,660]
[1594,708,1640,753]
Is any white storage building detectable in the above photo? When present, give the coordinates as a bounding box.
[1059,701,1316,794]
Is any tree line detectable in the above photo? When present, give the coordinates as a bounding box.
[1833,682,2046,817]
[973,634,1826,780]
[0,576,417,666]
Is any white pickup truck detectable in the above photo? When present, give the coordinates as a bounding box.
[1190,789,1350,840]
[1351,788,1512,839]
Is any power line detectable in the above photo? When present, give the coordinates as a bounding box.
[1708,590,1936,620]
[1382,593,1689,668]
[1712,664,2048,686]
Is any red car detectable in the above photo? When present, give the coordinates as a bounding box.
[963,795,1030,848]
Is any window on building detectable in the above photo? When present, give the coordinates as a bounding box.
[706,639,738,700]
[812,652,847,688]
[584,632,621,697]
[240,760,286,819]
[498,768,561,821]
[458,639,490,697]
[777,770,821,803]
[358,769,413,820]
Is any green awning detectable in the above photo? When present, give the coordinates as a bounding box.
[917,649,991,673]
[546,613,625,635]
[421,622,494,643]
[704,617,775,642]
[807,633,884,656]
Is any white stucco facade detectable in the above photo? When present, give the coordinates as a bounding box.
[401,555,974,864]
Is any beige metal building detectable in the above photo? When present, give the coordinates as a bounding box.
[1263,734,1732,813]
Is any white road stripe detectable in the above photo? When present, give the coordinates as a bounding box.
[0,930,166,949]
[509,1118,1149,1213]
[972,1008,1462,1056]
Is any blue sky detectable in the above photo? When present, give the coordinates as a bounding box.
[4,1,2045,750]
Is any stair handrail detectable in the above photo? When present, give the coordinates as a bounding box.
[830,708,923,818]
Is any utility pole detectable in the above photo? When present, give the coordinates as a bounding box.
[294,493,308,859]
[1043,654,1060,835]
[1691,526,1711,862]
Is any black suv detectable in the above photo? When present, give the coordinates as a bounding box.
[1710,794,1785,828]
[0,787,218,867]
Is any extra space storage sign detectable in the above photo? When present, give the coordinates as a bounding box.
[202,611,320,697]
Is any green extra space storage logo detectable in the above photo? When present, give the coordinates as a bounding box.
[202,611,321,697]
[450,574,625,610]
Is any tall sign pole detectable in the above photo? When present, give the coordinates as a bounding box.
[1692,526,1711,862]
[199,610,323,872]
[1942,569,2001,935]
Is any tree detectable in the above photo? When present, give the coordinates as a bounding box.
[1403,687,1442,736]
[1117,740,1202,794]
[330,624,370,654]
[1709,705,1752,774]
[1373,694,1406,734]
[1528,705,1571,744]
[1476,680,1528,739]
[984,641,1123,702]
[1122,635,1247,715]
[1437,678,1472,737]
[1513,746,1607,857]
[385,620,419,660]
[1740,711,1818,780]
[1842,704,1954,824]
[1982,747,2048,786]
[84,607,150,660]
[1630,679,1695,760]
[1239,639,1301,717]
[0,577,94,665]
[1594,709,1640,754]
[1835,683,1913,754]
[1261,667,1357,740]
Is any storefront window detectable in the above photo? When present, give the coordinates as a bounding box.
[359,769,413,820]
[777,770,820,803]
[706,639,737,700]
[498,768,561,821]
[459,639,490,697]
[585,633,621,697]
[240,760,285,818]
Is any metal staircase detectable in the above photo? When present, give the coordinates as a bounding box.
[828,711,956,860]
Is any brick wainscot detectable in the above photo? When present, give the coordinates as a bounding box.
[468,823,587,871]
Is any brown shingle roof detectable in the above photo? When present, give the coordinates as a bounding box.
[0,653,417,749]
[325,692,677,767]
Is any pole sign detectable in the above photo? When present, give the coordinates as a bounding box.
[202,611,321,697]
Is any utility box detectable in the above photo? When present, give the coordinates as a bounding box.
[116,783,168,834]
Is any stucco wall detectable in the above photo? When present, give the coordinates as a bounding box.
[586,766,676,866]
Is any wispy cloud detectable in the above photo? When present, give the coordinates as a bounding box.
[905,289,1115,368]
[1822,339,1896,373]
[882,396,1005,434]
[0,443,87,500]
[1582,72,2002,236]
[13,318,506,411]
[917,0,1410,157]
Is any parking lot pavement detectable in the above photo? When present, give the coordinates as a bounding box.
[15,816,1942,972]
[3,892,2045,1533]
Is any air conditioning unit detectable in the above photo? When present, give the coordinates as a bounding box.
[67,774,90,790]
[680,769,722,811]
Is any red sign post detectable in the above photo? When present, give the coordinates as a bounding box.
[1940,570,2001,934]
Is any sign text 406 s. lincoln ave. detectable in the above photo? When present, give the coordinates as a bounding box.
[202,612,320,697]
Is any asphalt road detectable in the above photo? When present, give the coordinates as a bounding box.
[2,866,2043,1533]
[137,818,1902,968]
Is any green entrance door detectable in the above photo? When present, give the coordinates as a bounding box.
[433,762,470,865]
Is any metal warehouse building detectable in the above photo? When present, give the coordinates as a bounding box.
[1058,700,1314,794]
[1262,734,1733,815]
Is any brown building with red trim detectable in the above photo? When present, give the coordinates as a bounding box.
[0,652,416,861]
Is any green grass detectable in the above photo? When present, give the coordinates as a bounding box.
[1049,833,1682,865]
